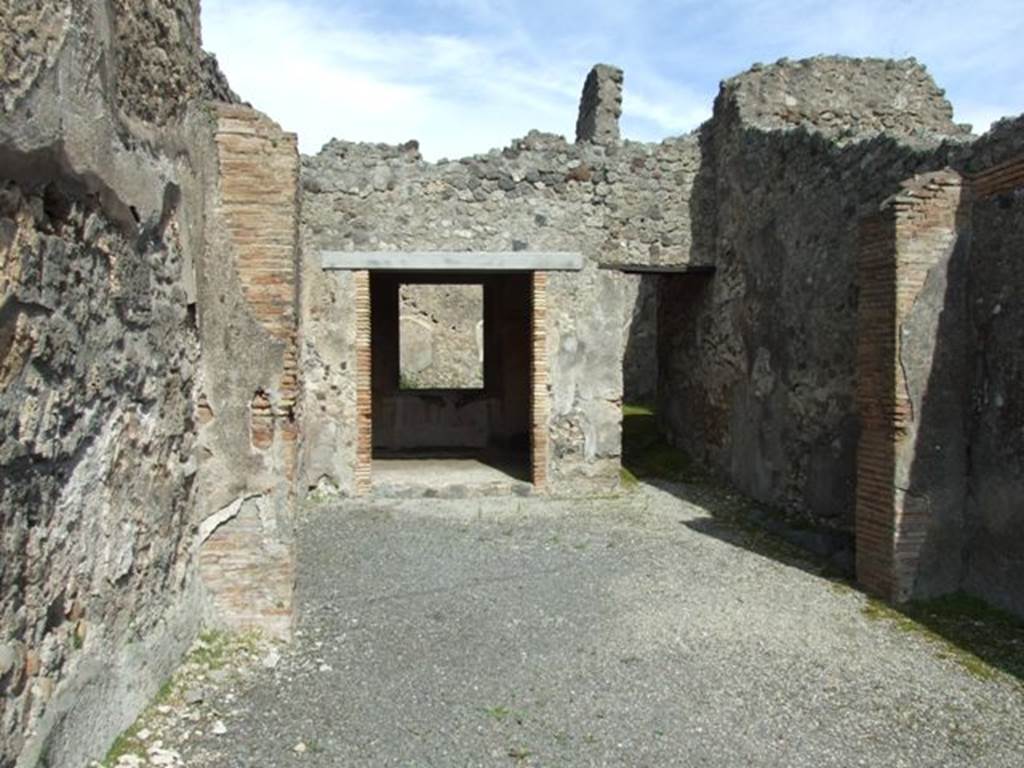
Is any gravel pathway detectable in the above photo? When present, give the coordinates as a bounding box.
[178,485,1024,767]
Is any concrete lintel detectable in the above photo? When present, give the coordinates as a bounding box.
[320,251,584,272]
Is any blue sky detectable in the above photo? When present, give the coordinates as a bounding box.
[202,0,1024,159]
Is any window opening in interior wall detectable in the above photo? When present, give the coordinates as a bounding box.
[399,283,484,389]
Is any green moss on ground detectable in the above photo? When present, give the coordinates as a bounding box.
[621,403,705,485]
[862,593,1024,685]
[100,630,266,767]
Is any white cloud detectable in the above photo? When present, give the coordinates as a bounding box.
[201,0,715,158]
[202,1,585,158]
[201,0,1023,158]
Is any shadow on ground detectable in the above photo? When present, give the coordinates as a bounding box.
[622,403,1024,686]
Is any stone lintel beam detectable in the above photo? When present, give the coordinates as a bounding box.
[320,251,584,272]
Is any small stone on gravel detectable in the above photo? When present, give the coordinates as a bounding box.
[183,688,204,705]
[262,649,281,669]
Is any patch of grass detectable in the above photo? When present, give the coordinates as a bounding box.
[190,630,233,670]
[619,466,640,489]
[622,403,654,418]
[189,629,262,671]
[100,630,268,766]
[100,671,182,766]
[621,404,705,485]
[507,746,532,761]
[485,706,527,724]
[304,485,338,506]
[862,593,1024,684]
[102,725,145,767]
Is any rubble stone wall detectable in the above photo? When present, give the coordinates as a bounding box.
[958,118,1024,616]
[724,56,971,141]
[299,128,703,494]
[849,117,1024,616]
[658,57,966,530]
[854,172,970,602]
[0,1,242,765]
[398,283,484,390]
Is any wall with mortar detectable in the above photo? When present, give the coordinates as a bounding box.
[854,171,971,602]
[192,104,300,642]
[398,283,484,390]
[851,118,1024,616]
[298,84,703,494]
[658,57,969,530]
[957,119,1024,616]
[0,1,241,765]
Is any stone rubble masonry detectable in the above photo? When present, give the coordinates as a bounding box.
[970,154,1024,198]
[398,283,484,389]
[299,108,702,495]
[955,118,1024,618]
[0,0,70,113]
[855,171,967,602]
[576,64,624,145]
[724,56,971,141]
[0,0,232,765]
[658,59,967,533]
[4,14,1024,766]
[851,115,1024,613]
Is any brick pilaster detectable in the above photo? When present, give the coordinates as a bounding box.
[530,271,549,490]
[213,104,301,478]
[855,170,966,601]
[970,155,1024,199]
[354,270,373,495]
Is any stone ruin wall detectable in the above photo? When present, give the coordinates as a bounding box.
[860,118,1024,615]
[0,2,299,765]
[658,57,970,531]
[397,284,485,390]
[298,85,703,494]
[654,55,1024,615]
[1,2,210,765]
[855,170,971,602]
[192,104,300,643]
[852,119,1024,615]
[2,10,1024,766]
[958,118,1024,616]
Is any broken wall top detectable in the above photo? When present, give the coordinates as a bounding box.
[718,55,972,142]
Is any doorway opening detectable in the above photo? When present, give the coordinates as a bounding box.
[369,271,534,492]
[616,266,715,486]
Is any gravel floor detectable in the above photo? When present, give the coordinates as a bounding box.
[179,485,1024,767]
